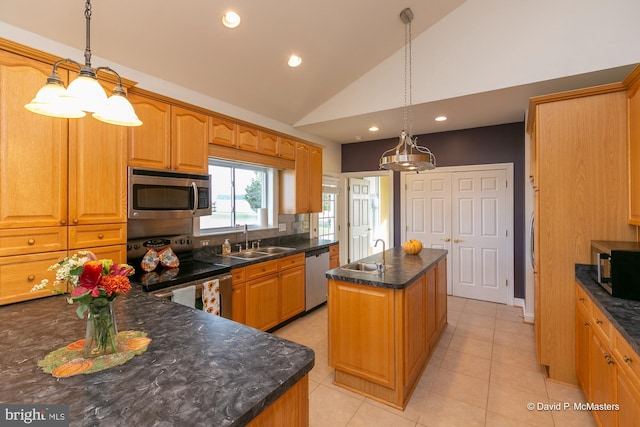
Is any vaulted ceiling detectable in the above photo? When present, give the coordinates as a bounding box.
[1,0,639,144]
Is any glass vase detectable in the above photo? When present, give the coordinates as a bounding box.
[83,299,119,358]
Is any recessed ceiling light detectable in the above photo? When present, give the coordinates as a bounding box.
[288,54,302,68]
[369,126,379,132]
[222,11,241,28]
[435,115,447,122]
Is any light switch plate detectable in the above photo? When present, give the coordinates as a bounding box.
[278,223,286,231]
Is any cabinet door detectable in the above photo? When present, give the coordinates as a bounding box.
[0,50,68,228]
[575,306,591,395]
[209,116,236,148]
[237,125,259,153]
[280,265,305,321]
[294,143,311,213]
[309,145,323,213]
[590,332,616,427]
[68,112,127,225]
[628,81,640,225]
[171,106,208,173]
[127,94,171,169]
[279,138,296,160]
[617,370,640,426]
[435,258,447,330]
[259,132,279,157]
[232,282,246,324]
[246,274,279,331]
[426,267,437,348]
[79,244,127,264]
[403,276,427,385]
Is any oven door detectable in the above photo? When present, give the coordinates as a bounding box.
[128,167,211,219]
[152,273,233,319]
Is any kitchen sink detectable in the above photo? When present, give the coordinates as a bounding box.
[340,262,391,274]
[256,246,295,254]
[228,251,271,260]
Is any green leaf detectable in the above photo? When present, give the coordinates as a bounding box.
[76,303,88,319]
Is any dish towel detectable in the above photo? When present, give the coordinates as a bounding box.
[171,285,196,308]
[202,279,221,316]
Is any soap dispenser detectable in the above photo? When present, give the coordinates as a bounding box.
[222,239,231,256]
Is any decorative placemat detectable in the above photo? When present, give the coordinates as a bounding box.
[38,330,152,378]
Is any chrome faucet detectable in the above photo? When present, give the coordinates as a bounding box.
[235,224,248,251]
[374,239,386,272]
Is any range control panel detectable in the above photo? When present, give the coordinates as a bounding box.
[126,234,194,260]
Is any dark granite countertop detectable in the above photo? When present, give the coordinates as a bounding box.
[0,287,314,426]
[325,247,447,289]
[575,264,640,355]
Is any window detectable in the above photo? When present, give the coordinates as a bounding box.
[318,176,339,240]
[200,159,271,232]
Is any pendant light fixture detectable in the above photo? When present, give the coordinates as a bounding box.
[24,0,142,126]
[379,8,435,172]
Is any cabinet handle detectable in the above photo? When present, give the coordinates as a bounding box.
[624,355,633,364]
[441,237,451,242]
[596,319,603,325]
[72,219,79,224]
[60,219,66,225]
[584,321,590,326]
[578,297,584,302]
[98,233,104,239]
[27,275,35,281]
[604,354,615,365]
[27,239,35,245]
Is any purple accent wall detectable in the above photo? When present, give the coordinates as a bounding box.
[342,122,526,299]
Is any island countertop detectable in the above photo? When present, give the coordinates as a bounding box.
[325,247,447,289]
[0,288,314,426]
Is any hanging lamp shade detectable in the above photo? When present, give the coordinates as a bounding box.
[65,71,108,113]
[24,74,86,118]
[93,87,142,127]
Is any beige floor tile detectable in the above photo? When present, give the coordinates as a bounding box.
[415,363,439,391]
[453,321,495,342]
[321,375,367,402]
[487,382,554,426]
[491,343,542,373]
[464,299,498,317]
[309,378,321,394]
[346,402,417,427]
[414,390,486,427]
[550,400,599,427]
[365,379,429,422]
[485,410,541,427]
[447,333,494,359]
[440,348,492,380]
[309,384,363,427]
[493,328,537,353]
[430,367,489,409]
[545,380,589,404]
[447,296,467,311]
[447,309,463,326]
[494,318,534,337]
[458,312,497,330]
[490,359,548,399]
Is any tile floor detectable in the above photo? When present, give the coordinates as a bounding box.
[273,295,598,427]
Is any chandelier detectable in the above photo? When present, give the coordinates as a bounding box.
[379,8,435,172]
[24,0,142,127]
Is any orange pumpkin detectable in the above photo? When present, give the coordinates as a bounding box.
[122,337,152,351]
[402,239,423,255]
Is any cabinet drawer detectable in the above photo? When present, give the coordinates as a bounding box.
[68,223,126,249]
[245,259,279,280]
[0,251,67,305]
[232,267,246,283]
[0,227,66,257]
[329,244,339,257]
[575,284,591,314]
[280,253,304,270]
[614,330,640,381]
[591,303,612,343]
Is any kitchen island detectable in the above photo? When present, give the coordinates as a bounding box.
[0,287,314,426]
[325,247,447,410]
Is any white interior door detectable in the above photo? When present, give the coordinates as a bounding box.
[404,166,511,304]
[451,169,507,303]
[348,178,371,263]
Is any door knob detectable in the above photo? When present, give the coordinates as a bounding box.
[453,238,462,243]
[441,237,451,242]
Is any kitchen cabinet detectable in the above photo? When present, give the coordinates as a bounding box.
[617,368,640,426]
[575,285,591,393]
[591,330,617,427]
[435,257,447,332]
[279,254,305,321]
[279,138,296,160]
[527,86,635,384]
[208,116,236,148]
[0,251,66,305]
[626,68,640,225]
[127,94,171,170]
[259,131,279,157]
[127,96,207,173]
[329,244,340,269]
[246,273,280,331]
[231,268,247,324]
[280,142,322,214]
[0,49,68,229]
[237,125,260,153]
[171,106,208,173]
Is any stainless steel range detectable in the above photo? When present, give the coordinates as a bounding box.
[127,234,233,318]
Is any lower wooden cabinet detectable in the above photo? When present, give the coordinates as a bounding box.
[576,304,591,393]
[617,370,640,426]
[0,251,67,305]
[246,274,280,331]
[329,244,340,269]
[280,265,305,321]
[590,331,617,427]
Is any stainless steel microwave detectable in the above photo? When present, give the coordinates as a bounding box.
[591,240,640,300]
[128,167,211,219]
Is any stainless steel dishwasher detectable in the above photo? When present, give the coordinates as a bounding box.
[305,247,330,311]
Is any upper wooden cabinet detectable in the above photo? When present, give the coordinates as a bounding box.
[127,94,171,170]
[626,69,640,225]
[237,125,259,153]
[0,50,68,229]
[259,132,279,157]
[279,138,296,160]
[280,142,323,214]
[127,96,207,173]
[208,116,236,148]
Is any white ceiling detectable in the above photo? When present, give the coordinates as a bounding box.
[0,0,638,144]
